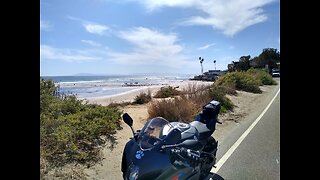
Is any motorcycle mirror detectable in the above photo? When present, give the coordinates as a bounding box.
[122,113,133,127]
[122,113,135,138]
[162,128,182,145]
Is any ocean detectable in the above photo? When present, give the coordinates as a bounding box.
[41,74,194,99]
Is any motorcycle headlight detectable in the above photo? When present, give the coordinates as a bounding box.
[129,164,139,180]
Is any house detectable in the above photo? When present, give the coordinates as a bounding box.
[228,61,240,71]
[190,70,226,81]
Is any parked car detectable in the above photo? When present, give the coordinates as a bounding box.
[272,69,280,77]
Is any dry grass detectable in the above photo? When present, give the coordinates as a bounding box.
[181,83,213,109]
[148,97,197,123]
[148,84,214,123]
[148,83,235,123]
[181,83,211,95]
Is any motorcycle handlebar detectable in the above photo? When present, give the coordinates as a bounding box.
[170,147,200,168]
[181,148,200,158]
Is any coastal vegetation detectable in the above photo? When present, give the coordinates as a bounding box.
[133,90,152,104]
[215,71,262,93]
[148,96,197,122]
[148,68,276,121]
[40,78,122,178]
[148,83,234,122]
[153,86,181,98]
[247,68,277,85]
[215,68,277,93]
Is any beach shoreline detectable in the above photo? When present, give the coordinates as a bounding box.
[82,80,214,106]
[44,74,196,100]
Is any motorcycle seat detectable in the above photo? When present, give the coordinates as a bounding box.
[189,121,214,141]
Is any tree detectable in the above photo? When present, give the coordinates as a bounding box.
[199,57,204,74]
[248,48,280,73]
[40,78,58,112]
[258,48,280,72]
[239,55,251,71]
[234,55,250,71]
[249,56,261,68]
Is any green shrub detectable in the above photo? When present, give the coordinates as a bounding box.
[133,90,152,104]
[40,78,122,172]
[154,86,181,98]
[247,68,277,85]
[215,72,262,93]
[40,78,59,113]
[220,105,228,114]
[209,85,234,111]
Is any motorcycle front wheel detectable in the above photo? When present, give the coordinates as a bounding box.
[200,137,217,178]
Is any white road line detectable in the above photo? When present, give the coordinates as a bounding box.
[211,88,280,174]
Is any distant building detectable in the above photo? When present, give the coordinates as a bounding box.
[190,69,226,81]
[228,61,240,72]
[205,70,224,76]
[227,63,234,72]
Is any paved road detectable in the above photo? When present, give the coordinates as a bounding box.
[209,79,280,179]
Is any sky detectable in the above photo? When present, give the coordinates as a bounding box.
[40,0,280,76]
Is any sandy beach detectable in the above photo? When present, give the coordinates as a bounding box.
[82,80,214,106]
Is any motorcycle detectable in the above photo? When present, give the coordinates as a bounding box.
[121,100,222,180]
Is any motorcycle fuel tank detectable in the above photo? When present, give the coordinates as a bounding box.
[161,122,199,141]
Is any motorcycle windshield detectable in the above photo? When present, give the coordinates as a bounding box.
[138,117,171,150]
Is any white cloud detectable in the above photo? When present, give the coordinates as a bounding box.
[40,20,52,31]
[108,27,188,67]
[138,0,274,36]
[40,45,102,62]
[67,16,110,35]
[142,0,197,11]
[81,40,102,47]
[83,23,109,35]
[198,43,215,50]
[66,15,81,21]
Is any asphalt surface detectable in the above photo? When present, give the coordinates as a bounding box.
[209,78,280,179]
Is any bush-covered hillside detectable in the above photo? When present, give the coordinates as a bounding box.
[148,69,277,122]
[40,78,122,177]
[215,69,277,93]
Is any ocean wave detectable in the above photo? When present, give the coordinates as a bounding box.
[48,74,190,98]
